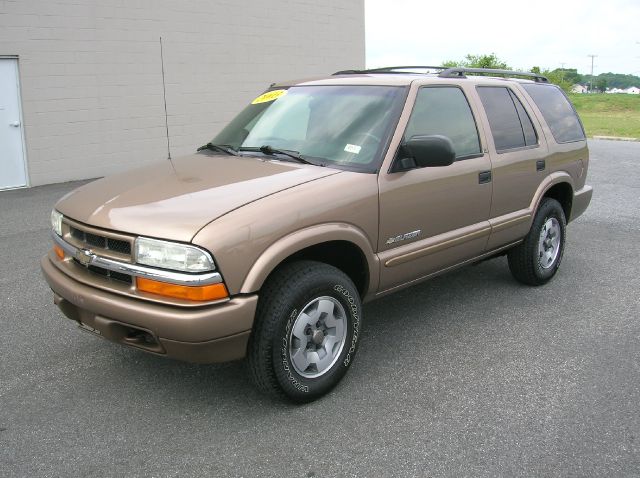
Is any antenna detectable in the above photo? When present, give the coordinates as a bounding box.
[160,37,171,160]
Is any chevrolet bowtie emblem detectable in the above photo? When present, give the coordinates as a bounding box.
[75,248,94,265]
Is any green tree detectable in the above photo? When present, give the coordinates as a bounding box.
[541,69,574,93]
[441,59,461,68]
[442,53,511,69]
[592,73,639,89]
[596,78,608,93]
[556,68,582,85]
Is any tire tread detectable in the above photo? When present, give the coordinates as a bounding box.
[247,260,355,402]
[507,197,566,286]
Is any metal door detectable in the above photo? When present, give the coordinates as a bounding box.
[377,84,493,292]
[0,58,27,189]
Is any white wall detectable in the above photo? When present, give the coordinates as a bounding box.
[0,0,365,186]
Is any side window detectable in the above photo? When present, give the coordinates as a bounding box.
[512,92,538,146]
[522,84,586,143]
[477,86,538,152]
[403,87,481,159]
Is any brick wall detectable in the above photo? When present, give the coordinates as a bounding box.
[0,0,365,185]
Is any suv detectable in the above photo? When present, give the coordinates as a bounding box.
[41,66,592,402]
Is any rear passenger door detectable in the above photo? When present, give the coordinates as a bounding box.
[377,85,493,292]
[475,85,549,249]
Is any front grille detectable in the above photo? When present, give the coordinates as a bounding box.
[73,259,133,285]
[68,225,132,256]
[63,219,135,286]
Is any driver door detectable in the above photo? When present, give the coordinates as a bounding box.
[377,85,493,292]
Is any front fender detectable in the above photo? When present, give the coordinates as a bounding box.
[240,223,379,299]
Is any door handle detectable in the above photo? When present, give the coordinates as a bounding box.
[9,121,20,127]
[478,171,492,184]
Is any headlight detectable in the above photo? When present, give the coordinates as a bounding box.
[51,210,63,236]
[135,237,215,273]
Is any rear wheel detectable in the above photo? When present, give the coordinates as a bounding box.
[247,261,362,402]
[508,197,567,286]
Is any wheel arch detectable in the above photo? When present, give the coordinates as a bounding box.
[240,224,379,300]
[531,173,574,221]
[542,182,573,220]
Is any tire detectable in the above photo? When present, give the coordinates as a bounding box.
[508,197,567,286]
[247,260,362,403]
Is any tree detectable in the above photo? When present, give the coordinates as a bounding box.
[596,78,608,93]
[442,53,511,70]
[556,68,582,85]
[582,73,639,90]
[540,69,574,93]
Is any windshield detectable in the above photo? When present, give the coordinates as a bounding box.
[210,85,407,172]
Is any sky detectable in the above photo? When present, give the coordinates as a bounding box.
[365,0,640,76]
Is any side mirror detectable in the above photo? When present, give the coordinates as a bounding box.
[394,135,456,171]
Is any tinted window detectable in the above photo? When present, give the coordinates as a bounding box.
[404,87,481,159]
[512,92,538,146]
[522,84,585,143]
[477,86,539,151]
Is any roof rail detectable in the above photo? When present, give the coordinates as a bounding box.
[438,67,549,83]
[333,65,448,75]
[333,66,549,83]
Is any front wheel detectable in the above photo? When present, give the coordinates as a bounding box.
[508,197,567,286]
[247,261,362,403]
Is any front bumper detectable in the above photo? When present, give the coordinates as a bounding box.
[41,254,258,363]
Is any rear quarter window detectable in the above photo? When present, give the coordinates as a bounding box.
[522,84,586,143]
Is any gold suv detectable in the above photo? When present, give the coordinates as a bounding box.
[42,66,592,402]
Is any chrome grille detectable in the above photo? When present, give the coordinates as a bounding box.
[69,225,131,255]
[62,218,135,285]
[72,259,133,285]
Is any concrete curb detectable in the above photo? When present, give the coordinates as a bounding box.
[592,135,639,142]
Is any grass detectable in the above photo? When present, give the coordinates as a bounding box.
[569,93,640,139]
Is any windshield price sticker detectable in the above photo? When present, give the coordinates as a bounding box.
[251,89,288,104]
[344,144,362,154]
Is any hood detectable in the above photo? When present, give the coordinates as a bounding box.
[55,153,340,242]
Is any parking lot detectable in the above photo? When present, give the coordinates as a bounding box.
[1,139,638,477]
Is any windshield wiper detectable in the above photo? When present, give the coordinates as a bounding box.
[246,145,321,166]
[197,143,239,156]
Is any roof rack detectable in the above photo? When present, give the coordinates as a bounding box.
[332,66,549,83]
[438,67,548,83]
[333,65,448,75]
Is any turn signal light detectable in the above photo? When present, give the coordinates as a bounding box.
[53,245,65,260]
[136,277,229,301]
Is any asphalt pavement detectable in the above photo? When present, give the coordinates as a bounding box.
[1,140,638,477]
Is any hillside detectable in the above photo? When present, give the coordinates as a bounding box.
[570,93,640,138]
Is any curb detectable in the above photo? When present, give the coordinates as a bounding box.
[592,135,639,142]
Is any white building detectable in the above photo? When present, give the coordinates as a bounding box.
[571,84,588,94]
[605,86,640,94]
[0,1,364,189]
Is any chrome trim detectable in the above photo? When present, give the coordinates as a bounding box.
[53,232,223,286]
